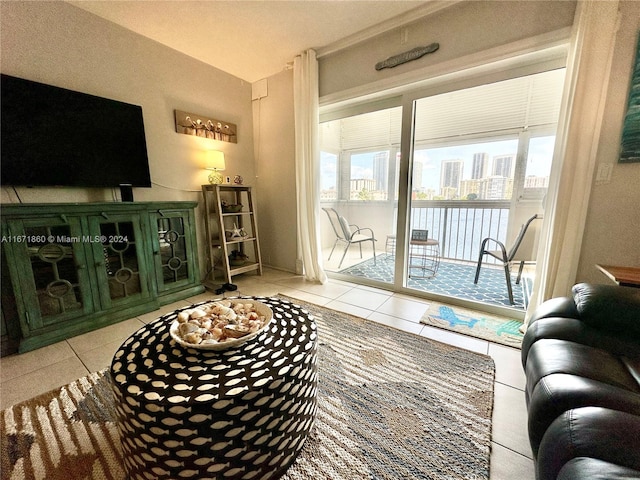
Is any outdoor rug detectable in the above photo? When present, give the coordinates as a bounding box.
[1,296,495,480]
[339,255,531,310]
[420,302,524,349]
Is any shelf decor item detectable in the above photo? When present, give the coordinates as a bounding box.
[225,223,248,240]
[228,250,249,266]
[221,202,242,213]
[205,150,226,184]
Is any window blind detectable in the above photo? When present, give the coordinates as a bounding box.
[322,68,565,151]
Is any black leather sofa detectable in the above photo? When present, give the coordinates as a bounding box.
[521,283,640,480]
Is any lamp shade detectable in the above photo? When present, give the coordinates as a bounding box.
[206,150,226,171]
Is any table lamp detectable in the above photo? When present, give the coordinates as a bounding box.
[206,150,225,184]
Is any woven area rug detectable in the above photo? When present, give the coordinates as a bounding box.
[1,296,495,480]
[420,302,524,349]
[339,255,531,310]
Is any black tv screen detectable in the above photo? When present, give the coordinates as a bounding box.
[1,74,151,188]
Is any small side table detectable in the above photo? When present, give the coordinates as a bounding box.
[110,296,318,480]
[596,264,640,288]
[385,235,396,258]
[409,238,440,279]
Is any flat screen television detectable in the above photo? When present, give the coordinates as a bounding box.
[1,74,151,189]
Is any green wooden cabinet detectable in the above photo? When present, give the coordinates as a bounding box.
[1,202,203,353]
[150,208,201,302]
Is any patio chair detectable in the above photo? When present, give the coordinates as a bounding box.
[474,214,542,305]
[322,208,376,269]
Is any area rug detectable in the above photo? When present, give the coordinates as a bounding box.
[420,302,524,349]
[1,297,495,480]
[339,255,531,310]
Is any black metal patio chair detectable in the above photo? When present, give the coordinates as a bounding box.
[474,214,542,305]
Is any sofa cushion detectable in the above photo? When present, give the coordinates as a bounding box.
[525,339,640,396]
[558,458,640,480]
[527,373,640,456]
[522,317,640,368]
[572,283,640,339]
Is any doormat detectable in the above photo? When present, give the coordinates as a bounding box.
[420,302,524,348]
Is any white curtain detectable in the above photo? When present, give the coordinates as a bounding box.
[293,49,328,283]
[525,0,619,325]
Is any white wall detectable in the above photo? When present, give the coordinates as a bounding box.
[577,0,640,283]
[252,70,298,273]
[1,1,255,278]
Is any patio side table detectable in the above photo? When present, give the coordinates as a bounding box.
[110,296,318,480]
[409,236,440,279]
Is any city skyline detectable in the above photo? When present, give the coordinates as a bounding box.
[320,135,554,197]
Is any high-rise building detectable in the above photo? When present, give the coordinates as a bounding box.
[524,176,549,189]
[440,159,463,195]
[372,151,389,191]
[460,179,482,199]
[492,154,515,178]
[471,152,488,179]
[480,176,514,199]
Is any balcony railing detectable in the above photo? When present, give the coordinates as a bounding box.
[410,200,511,264]
[322,199,512,265]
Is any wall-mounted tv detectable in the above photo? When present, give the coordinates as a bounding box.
[1,74,151,188]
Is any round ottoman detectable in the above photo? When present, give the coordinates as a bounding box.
[110,296,318,480]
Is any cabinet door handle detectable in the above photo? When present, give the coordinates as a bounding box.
[95,261,105,267]
[25,311,31,327]
[60,214,68,223]
[101,212,109,219]
[77,264,86,269]
[158,210,166,217]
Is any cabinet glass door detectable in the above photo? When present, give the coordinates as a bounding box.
[6,218,94,329]
[89,215,153,308]
[152,213,194,292]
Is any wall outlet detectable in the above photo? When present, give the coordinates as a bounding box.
[595,162,613,185]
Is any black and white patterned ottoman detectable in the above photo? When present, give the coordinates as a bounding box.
[110,296,318,480]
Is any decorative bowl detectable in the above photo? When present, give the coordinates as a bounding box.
[222,204,243,213]
[169,299,273,351]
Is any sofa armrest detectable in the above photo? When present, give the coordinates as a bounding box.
[537,407,640,480]
[572,283,640,339]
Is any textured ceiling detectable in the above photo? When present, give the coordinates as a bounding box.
[68,1,434,83]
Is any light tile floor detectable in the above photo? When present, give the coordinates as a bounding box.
[0,268,535,479]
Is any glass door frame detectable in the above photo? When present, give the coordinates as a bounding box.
[321,55,568,319]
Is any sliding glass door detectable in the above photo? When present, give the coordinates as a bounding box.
[319,106,402,286]
[404,69,563,309]
[319,68,565,312]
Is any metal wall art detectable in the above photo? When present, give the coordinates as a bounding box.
[174,110,237,143]
[375,43,439,71]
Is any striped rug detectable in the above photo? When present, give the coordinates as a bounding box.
[1,297,495,480]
